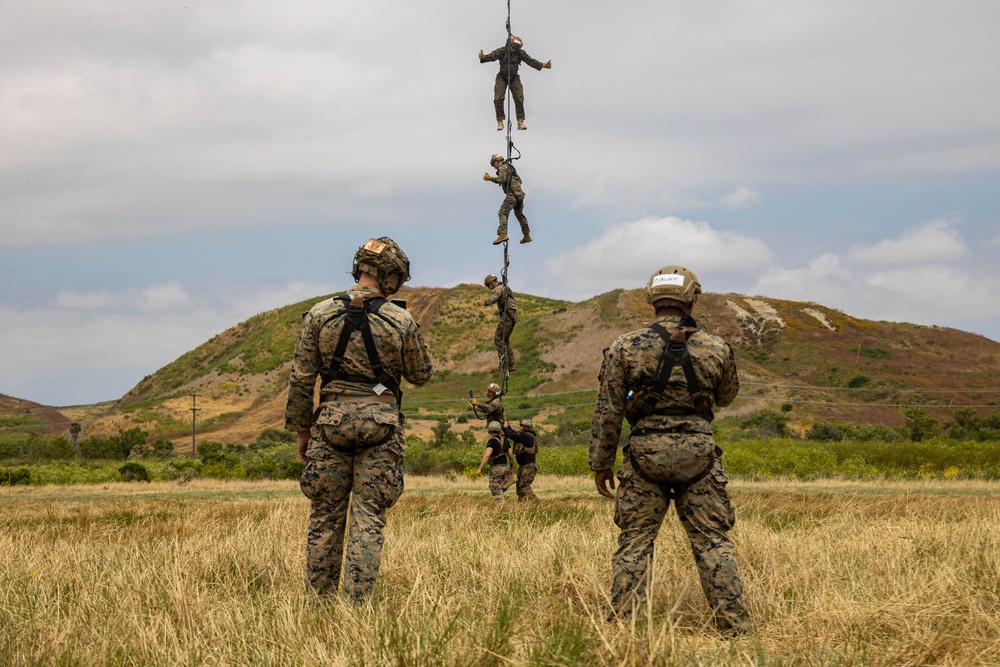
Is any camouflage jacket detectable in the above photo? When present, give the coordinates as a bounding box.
[481,46,545,81]
[588,313,739,471]
[473,396,506,425]
[284,284,434,432]
[484,283,518,319]
[488,163,523,197]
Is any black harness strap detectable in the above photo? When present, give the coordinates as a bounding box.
[320,294,403,407]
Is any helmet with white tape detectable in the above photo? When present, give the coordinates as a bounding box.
[645,265,701,310]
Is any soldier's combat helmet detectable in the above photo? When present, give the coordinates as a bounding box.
[488,421,502,434]
[352,237,411,296]
[486,382,501,396]
[509,36,523,49]
[645,265,701,310]
[484,273,498,286]
[519,418,533,429]
[490,154,504,167]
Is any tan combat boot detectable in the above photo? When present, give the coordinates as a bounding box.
[517,120,527,130]
[492,234,509,245]
[519,233,532,244]
[497,120,504,131]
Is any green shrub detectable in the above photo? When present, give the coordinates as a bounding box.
[2,467,32,485]
[119,462,151,482]
[740,411,791,438]
[806,423,845,442]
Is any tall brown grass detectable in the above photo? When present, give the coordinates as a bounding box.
[1,476,998,665]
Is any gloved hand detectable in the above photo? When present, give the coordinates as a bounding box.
[543,60,552,69]
[478,50,485,59]
[467,398,479,410]
[483,173,492,181]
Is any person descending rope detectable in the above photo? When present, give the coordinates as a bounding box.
[478,35,551,131]
[478,274,518,372]
[468,382,507,425]
[483,153,531,246]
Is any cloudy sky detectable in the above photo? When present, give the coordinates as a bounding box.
[2,0,999,406]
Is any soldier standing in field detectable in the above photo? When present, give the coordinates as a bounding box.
[477,273,518,371]
[476,420,513,504]
[478,35,551,131]
[483,154,532,246]
[589,265,751,635]
[503,418,539,502]
[285,237,434,602]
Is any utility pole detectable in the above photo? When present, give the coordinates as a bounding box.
[190,391,200,457]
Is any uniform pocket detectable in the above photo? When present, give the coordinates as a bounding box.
[315,401,399,451]
[629,431,716,484]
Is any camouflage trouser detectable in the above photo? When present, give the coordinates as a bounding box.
[516,462,538,501]
[494,74,525,121]
[497,192,529,238]
[610,451,750,632]
[299,429,405,602]
[494,313,517,368]
[488,463,511,504]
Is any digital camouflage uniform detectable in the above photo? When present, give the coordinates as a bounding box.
[483,283,518,369]
[504,423,538,502]
[480,45,547,122]
[589,313,750,632]
[471,395,506,425]
[486,162,530,241]
[286,284,434,601]
[485,434,512,504]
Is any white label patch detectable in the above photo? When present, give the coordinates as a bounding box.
[651,274,685,287]
[373,383,388,395]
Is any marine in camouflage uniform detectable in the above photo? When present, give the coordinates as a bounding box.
[478,274,518,370]
[468,382,506,425]
[589,265,750,634]
[504,419,539,502]
[483,156,531,245]
[286,237,434,602]
[477,422,512,505]
[478,36,551,129]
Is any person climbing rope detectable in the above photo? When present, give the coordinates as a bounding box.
[483,154,531,246]
[477,274,518,372]
[478,35,551,131]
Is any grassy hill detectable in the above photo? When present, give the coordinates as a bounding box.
[5,285,1000,448]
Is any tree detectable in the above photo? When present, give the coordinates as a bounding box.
[904,408,938,442]
[69,422,82,457]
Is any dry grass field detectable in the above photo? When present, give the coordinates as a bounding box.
[2,476,999,666]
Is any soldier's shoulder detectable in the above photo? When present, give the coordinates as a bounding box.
[306,295,347,319]
[689,328,734,354]
[376,300,418,328]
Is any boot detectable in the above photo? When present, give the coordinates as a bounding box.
[519,233,532,244]
[517,120,527,130]
[497,119,504,131]
[492,234,509,245]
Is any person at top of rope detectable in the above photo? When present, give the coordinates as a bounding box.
[483,153,531,246]
[478,35,551,131]
[476,273,518,373]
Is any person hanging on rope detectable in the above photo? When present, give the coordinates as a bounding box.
[477,273,518,372]
[478,35,551,131]
[467,382,506,425]
[483,153,531,246]
[503,418,539,502]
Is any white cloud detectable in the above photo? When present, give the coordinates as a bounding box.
[721,186,762,210]
[849,217,969,265]
[54,290,116,310]
[135,282,190,312]
[546,216,773,298]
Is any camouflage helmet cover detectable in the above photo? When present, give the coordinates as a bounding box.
[352,237,411,296]
[487,421,502,433]
[519,418,533,429]
[486,382,501,395]
[490,153,504,166]
[645,265,701,309]
[484,273,498,286]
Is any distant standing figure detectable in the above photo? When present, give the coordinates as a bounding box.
[477,274,518,372]
[589,265,751,634]
[503,418,539,502]
[479,35,551,131]
[483,154,532,246]
[476,420,513,504]
[285,236,434,602]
